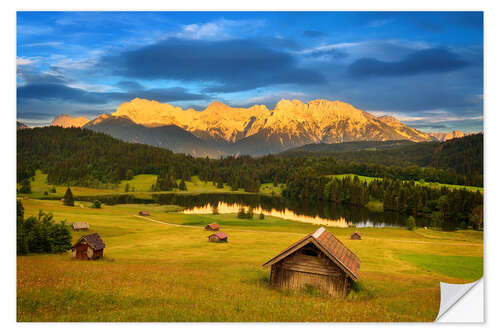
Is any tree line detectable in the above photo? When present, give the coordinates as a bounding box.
[282,174,483,231]
[18,127,483,190]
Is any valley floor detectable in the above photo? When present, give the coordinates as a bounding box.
[17,199,483,322]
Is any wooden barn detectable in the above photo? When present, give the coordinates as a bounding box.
[139,211,150,216]
[208,232,228,243]
[350,231,362,240]
[205,222,220,231]
[71,233,106,260]
[262,227,360,297]
[72,222,89,231]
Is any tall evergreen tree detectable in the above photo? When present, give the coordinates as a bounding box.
[63,187,75,206]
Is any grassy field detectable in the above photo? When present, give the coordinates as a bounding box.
[17,198,483,322]
[328,174,483,193]
[21,171,283,200]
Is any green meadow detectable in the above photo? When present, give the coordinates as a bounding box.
[17,197,483,322]
[22,171,283,200]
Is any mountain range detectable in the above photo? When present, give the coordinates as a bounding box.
[48,98,467,156]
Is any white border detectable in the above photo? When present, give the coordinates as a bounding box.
[2,1,498,332]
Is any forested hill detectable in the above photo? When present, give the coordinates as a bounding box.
[17,126,205,185]
[283,134,483,183]
[17,127,483,188]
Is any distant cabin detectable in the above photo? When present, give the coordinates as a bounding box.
[139,211,150,216]
[209,232,228,243]
[205,223,220,231]
[350,232,362,240]
[262,227,360,297]
[72,222,89,231]
[71,233,106,260]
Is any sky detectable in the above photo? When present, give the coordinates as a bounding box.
[17,11,483,132]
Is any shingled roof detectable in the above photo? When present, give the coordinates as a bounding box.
[262,227,360,280]
[72,233,106,251]
[212,232,228,240]
[72,222,89,230]
[207,223,219,229]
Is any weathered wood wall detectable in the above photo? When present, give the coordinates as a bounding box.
[73,241,104,260]
[270,245,351,296]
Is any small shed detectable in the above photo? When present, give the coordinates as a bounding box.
[139,211,150,216]
[72,222,89,231]
[209,232,228,243]
[71,233,106,260]
[350,231,362,240]
[205,222,220,231]
[262,227,360,297]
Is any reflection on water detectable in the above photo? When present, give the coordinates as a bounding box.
[183,202,350,227]
[154,193,427,228]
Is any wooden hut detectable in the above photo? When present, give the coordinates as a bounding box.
[350,231,362,240]
[71,233,106,260]
[208,232,228,243]
[72,222,89,231]
[205,222,220,231]
[262,227,360,297]
[139,211,150,216]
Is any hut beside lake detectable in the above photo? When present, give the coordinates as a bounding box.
[209,232,228,243]
[72,222,89,231]
[205,222,220,231]
[71,233,106,260]
[350,232,362,240]
[139,211,150,216]
[262,227,360,297]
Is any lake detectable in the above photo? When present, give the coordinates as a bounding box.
[153,193,426,228]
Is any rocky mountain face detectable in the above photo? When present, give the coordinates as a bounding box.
[83,114,224,158]
[51,114,89,128]
[111,98,431,154]
[429,130,466,142]
[53,98,435,156]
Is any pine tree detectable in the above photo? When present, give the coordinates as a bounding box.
[407,216,416,230]
[17,200,24,219]
[63,187,75,206]
[125,183,130,192]
[237,208,246,219]
[19,179,31,194]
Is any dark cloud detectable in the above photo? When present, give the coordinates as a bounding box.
[17,83,209,104]
[348,48,468,78]
[124,87,207,101]
[303,30,326,38]
[116,80,144,90]
[17,66,68,85]
[99,38,325,93]
[261,37,302,51]
[18,83,106,104]
[305,48,348,60]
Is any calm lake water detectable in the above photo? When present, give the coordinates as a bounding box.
[153,193,426,228]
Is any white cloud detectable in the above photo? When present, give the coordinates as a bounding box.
[299,40,431,63]
[21,41,63,48]
[368,109,484,124]
[172,18,266,41]
[16,57,35,66]
[67,82,115,93]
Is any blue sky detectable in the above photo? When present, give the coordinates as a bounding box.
[17,11,483,132]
